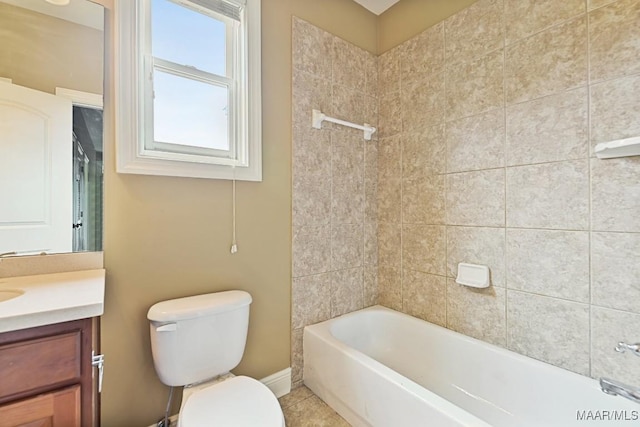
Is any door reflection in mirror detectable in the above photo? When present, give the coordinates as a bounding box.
[72,106,103,253]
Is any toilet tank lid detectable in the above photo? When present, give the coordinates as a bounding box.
[147,291,252,322]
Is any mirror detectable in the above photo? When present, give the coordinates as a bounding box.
[0,0,104,255]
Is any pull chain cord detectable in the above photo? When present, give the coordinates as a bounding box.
[230,174,238,254]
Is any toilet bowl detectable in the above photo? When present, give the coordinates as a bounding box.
[147,291,284,427]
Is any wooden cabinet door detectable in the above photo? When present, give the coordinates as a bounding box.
[0,319,94,427]
[0,386,80,427]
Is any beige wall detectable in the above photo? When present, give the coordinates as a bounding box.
[376,0,640,381]
[0,3,102,95]
[377,0,477,53]
[290,17,378,387]
[100,1,376,426]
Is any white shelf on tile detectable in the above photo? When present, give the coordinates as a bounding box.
[595,136,640,159]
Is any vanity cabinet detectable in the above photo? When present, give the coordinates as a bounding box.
[0,318,96,427]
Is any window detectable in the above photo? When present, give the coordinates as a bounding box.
[116,0,261,181]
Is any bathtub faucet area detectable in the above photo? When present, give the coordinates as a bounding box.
[600,378,640,405]
[615,341,640,357]
[599,341,640,405]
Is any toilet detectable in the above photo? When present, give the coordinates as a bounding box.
[147,291,285,427]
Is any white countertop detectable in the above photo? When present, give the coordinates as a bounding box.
[0,269,105,333]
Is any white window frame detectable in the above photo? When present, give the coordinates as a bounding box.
[115,0,262,181]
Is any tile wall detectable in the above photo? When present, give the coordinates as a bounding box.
[291,18,378,387]
[292,0,640,385]
[376,0,640,378]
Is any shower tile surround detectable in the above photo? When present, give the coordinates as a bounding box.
[292,0,640,388]
[291,17,378,387]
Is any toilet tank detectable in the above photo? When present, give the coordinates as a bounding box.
[148,291,252,387]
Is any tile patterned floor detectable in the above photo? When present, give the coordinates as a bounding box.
[279,386,351,426]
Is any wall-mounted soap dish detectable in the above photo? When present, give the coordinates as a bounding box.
[456,263,490,288]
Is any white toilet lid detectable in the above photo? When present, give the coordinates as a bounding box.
[181,376,284,427]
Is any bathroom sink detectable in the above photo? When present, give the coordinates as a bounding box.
[0,290,24,303]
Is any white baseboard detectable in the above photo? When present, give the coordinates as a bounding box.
[145,367,292,427]
[260,367,292,398]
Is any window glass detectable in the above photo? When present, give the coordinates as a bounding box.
[153,70,229,151]
[152,0,227,76]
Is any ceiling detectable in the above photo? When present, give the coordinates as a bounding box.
[352,0,401,15]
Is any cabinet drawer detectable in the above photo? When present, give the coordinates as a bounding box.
[0,332,81,400]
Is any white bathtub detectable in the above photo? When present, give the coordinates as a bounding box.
[304,306,639,427]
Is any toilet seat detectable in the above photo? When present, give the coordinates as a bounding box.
[180,376,284,427]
